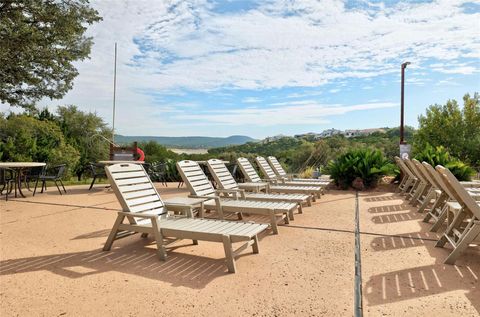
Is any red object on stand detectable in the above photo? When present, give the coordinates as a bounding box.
[136,148,145,161]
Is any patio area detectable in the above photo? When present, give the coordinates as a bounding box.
[1,184,478,316]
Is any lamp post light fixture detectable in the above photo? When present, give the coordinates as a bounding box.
[400,61,410,144]
[399,61,411,159]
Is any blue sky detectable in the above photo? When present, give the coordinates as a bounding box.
[5,0,479,138]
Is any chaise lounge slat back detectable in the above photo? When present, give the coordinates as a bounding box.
[403,159,427,202]
[237,157,322,202]
[394,156,417,194]
[104,163,268,273]
[420,162,480,232]
[410,159,434,207]
[267,156,330,183]
[177,160,298,234]
[435,165,480,264]
[207,159,311,213]
[256,156,327,188]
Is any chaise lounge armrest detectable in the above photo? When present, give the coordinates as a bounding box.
[188,194,223,210]
[116,211,159,219]
[215,188,246,199]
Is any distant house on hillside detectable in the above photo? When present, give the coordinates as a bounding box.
[294,132,322,140]
[319,128,343,138]
[344,128,386,138]
[263,134,287,143]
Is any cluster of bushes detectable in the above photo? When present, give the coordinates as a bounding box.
[326,148,396,189]
[0,107,111,180]
[414,144,475,181]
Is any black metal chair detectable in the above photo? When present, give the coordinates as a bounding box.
[144,162,168,187]
[33,164,67,196]
[24,165,46,191]
[0,168,16,201]
[88,163,107,190]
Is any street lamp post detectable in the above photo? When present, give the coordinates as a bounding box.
[112,42,117,143]
[400,61,410,144]
[399,61,411,159]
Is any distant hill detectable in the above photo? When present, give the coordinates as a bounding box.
[114,135,256,149]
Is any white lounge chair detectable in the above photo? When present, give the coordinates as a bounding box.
[207,159,311,213]
[256,156,328,188]
[177,160,298,234]
[237,157,323,202]
[394,156,417,194]
[435,165,480,264]
[410,159,434,207]
[103,163,267,273]
[403,159,427,203]
[422,162,480,232]
[416,161,447,214]
[267,156,331,183]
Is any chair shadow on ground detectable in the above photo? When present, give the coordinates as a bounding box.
[369,230,442,252]
[371,210,425,224]
[361,193,480,314]
[72,229,113,240]
[0,234,268,289]
[364,251,480,314]
[368,203,411,213]
[363,193,403,202]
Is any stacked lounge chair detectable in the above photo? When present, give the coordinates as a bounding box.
[237,157,323,202]
[256,156,328,188]
[395,156,418,194]
[267,156,331,183]
[207,159,311,213]
[435,166,480,264]
[177,160,298,234]
[395,157,480,264]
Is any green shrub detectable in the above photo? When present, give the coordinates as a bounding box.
[414,144,474,181]
[299,166,314,179]
[165,159,181,182]
[0,114,79,176]
[326,148,395,189]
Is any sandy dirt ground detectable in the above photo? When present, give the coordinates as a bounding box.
[0,184,478,316]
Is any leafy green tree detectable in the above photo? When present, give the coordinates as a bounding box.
[414,93,480,166]
[55,105,110,179]
[138,141,178,163]
[0,114,79,172]
[0,0,101,108]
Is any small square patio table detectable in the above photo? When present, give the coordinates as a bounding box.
[0,162,46,198]
[163,197,207,218]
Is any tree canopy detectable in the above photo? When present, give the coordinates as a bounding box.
[414,93,480,166]
[0,0,101,109]
[0,113,79,168]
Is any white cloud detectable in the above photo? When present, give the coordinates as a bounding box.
[171,101,397,126]
[432,66,478,75]
[24,0,479,136]
[435,77,461,86]
[242,97,262,103]
[73,0,480,93]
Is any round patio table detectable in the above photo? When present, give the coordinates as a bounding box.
[0,162,46,198]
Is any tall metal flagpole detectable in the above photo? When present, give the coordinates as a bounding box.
[399,61,411,159]
[112,42,117,143]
